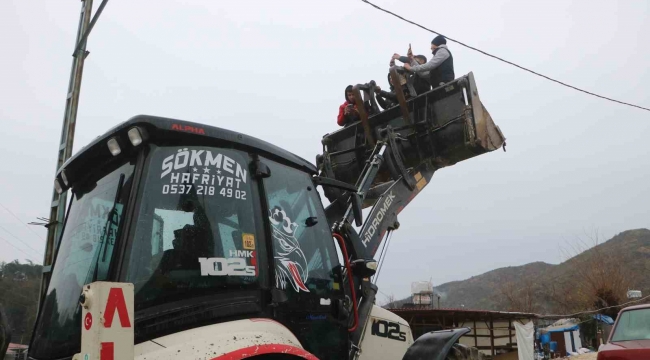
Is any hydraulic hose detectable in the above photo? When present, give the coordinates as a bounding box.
[333,233,359,332]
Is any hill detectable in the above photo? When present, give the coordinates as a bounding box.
[0,260,42,345]
[389,229,650,314]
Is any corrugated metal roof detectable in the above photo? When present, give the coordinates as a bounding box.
[387,307,538,318]
[390,306,536,315]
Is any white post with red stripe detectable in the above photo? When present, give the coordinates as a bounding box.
[76,282,134,360]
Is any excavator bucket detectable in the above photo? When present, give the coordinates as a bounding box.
[318,71,505,207]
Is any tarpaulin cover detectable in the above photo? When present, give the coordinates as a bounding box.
[514,321,534,360]
[593,314,615,325]
[544,325,579,333]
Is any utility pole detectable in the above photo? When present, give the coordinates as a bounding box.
[39,0,110,300]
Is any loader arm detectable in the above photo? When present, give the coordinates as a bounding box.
[318,73,504,359]
[357,162,434,258]
[321,72,504,260]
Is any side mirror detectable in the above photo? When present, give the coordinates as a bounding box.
[351,259,377,278]
[331,297,351,324]
[311,176,363,226]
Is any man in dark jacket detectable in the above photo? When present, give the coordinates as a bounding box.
[375,73,399,110]
[404,35,454,88]
[392,54,431,95]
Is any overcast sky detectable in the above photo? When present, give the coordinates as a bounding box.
[1,0,648,300]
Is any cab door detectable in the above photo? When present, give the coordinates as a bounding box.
[260,158,348,360]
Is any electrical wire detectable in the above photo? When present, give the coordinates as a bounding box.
[0,223,44,256]
[540,293,650,319]
[0,202,45,241]
[373,230,390,284]
[374,230,394,284]
[0,235,41,263]
[361,0,650,113]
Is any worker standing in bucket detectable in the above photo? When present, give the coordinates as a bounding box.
[404,35,455,88]
[391,47,432,95]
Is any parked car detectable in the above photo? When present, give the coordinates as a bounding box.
[597,304,650,360]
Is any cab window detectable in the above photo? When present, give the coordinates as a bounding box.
[125,145,263,310]
[261,158,339,296]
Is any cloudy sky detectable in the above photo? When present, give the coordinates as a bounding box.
[1,0,648,300]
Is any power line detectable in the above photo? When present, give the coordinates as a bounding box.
[0,204,45,240]
[540,293,650,319]
[0,202,45,241]
[360,0,650,113]
[0,235,41,263]
[0,223,43,257]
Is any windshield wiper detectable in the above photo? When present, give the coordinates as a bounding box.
[85,173,125,283]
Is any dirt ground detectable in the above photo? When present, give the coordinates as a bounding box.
[493,352,518,360]
[559,353,598,360]
[492,351,598,360]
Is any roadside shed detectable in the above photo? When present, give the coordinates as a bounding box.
[389,307,537,358]
[539,319,582,356]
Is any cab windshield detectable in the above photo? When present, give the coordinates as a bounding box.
[30,160,135,360]
[124,145,262,310]
[611,308,650,341]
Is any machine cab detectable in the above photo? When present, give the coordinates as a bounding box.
[29,116,349,360]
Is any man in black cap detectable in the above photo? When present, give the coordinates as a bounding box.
[404,35,454,88]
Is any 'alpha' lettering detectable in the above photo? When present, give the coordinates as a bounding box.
[171,123,206,135]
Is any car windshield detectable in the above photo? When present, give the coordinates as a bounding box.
[124,145,262,310]
[30,160,135,360]
[611,308,650,342]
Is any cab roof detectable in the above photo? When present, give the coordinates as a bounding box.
[58,115,317,181]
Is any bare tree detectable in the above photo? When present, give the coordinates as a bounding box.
[381,293,397,308]
[498,272,540,313]
[552,230,638,317]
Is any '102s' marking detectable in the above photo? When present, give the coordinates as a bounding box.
[371,319,406,342]
[198,257,255,276]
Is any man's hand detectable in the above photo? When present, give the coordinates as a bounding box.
[344,106,351,115]
[374,86,382,94]
[392,53,401,60]
[404,63,412,71]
